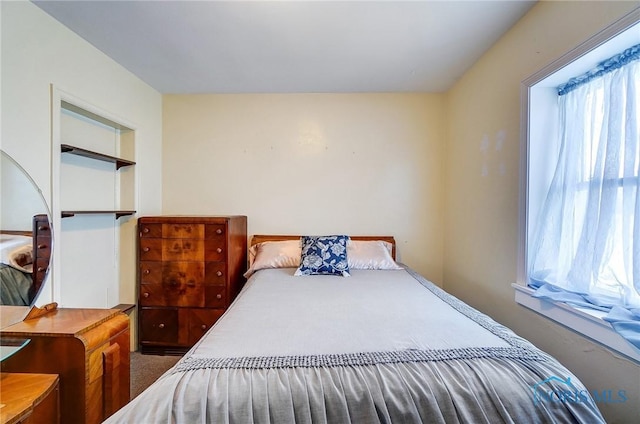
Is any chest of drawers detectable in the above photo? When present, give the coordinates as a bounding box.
[31,214,51,299]
[137,216,247,355]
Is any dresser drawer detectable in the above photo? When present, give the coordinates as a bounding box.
[140,261,205,285]
[33,258,49,287]
[204,285,226,308]
[140,307,224,347]
[139,308,179,344]
[139,223,162,238]
[140,238,205,261]
[34,239,51,259]
[205,224,226,239]
[204,262,226,285]
[164,223,205,239]
[33,215,51,237]
[141,223,207,239]
[139,281,205,307]
[205,239,227,262]
[188,309,225,345]
[139,283,226,308]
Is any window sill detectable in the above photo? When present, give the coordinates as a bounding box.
[512,283,640,364]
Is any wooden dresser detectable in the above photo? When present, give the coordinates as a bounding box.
[31,214,51,300]
[0,308,130,424]
[138,216,247,355]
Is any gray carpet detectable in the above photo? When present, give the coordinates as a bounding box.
[130,351,182,399]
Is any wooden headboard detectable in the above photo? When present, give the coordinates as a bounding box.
[250,235,397,260]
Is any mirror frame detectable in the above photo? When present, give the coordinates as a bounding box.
[0,149,52,327]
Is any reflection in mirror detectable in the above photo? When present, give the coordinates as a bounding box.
[0,150,52,310]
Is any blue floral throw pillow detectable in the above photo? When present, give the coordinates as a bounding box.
[294,235,351,277]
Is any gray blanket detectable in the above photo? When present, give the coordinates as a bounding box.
[0,263,32,305]
[106,267,605,423]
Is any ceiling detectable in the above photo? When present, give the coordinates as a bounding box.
[33,0,537,94]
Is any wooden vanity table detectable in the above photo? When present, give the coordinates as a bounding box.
[0,372,59,424]
[0,306,130,424]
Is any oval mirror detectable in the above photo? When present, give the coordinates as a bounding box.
[0,150,52,327]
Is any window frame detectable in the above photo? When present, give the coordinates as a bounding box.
[516,9,640,364]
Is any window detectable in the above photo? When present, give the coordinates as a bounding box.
[516,11,640,363]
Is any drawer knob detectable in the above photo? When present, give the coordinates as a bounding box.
[216,248,223,254]
[216,294,222,299]
[143,227,150,233]
[158,323,165,329]
[201,324,207,330]
[216,271,223,277]
[144,269,150,275]
[37,266,46,272]
[143,247,150,252]
[38,243,47,249]
[216,228,223,235]
[143,292,150,298]
[38,225,49,231]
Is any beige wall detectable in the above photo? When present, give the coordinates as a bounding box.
[1,1,163,347]
[443,2,639,422]
[163,93,444,282]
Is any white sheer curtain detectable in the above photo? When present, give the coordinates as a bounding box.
[529,58,639,310]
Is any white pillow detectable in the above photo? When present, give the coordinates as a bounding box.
[244,240,301,278]
[0,234,32,265]
[347,240,402,270]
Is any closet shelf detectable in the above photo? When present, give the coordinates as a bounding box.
[61,210,136,219]
[61,144,135,169]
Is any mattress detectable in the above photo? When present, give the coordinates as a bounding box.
[107,267,605,423]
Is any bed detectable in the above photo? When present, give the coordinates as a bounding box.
[107,235,605,423]
[0,214,50,306]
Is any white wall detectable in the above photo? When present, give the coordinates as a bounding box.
[443,2,639,422]
[163,93,444,282]
[1,1,162,317]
